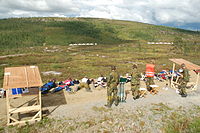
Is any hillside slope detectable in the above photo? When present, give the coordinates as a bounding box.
[0,17,200,50]
[0,17,200,85]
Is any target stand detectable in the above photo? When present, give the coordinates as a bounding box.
[3,66,43,126]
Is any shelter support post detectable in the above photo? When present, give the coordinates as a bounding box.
[195,72,200,90]
[39,90,42,120]
[171,63,176,89]
[6,89,10,125]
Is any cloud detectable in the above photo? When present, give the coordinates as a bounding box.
[0,0,79,18]
[0,0,199,29]
[150,0,200,23]
[78,0,200,25]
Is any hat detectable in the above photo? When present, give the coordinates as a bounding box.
[111,66,116,70]
[181,63,186,67]
[132,64,137,69]
[151,60,155,64]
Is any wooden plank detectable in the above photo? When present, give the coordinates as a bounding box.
[171,63,176,88]
[39,90,42,120]
[31,111,41,120]
[6,90,10,125]
[3,66,43,90]
[8,94,22,98]
[169,58,200,71]
[179,59,200,70]
[9,116,19,122]
[9,105,40,114]
[195,73,200,90]
[173,82,180,86]
[8,118,41,126]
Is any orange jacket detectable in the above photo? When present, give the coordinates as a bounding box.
[146,64,155,77]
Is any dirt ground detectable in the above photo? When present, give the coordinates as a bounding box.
[0,78,200,131]
[45,80,200,117]
[0,77,200,132]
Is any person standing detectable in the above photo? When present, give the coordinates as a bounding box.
[178,63,190,97]
[145,60,155,91]
[131,64,141,100]
[105,66,120,108]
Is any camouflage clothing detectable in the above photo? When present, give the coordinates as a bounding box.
[178,68,190,96]
[182,68,190,82]
[77,82,91,92]
[106,70,119,107]
[145,77,155,91]
[131,69,141,99]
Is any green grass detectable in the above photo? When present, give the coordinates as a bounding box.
[0,42,199,86]
[164,113,200,133]
[0,17,200,86]
[0,17,200,51]
[151,103,172,115]
[162,105,200,133]
[187,118,200,133]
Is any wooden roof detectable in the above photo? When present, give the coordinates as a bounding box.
[169,58,200,71]
[3,66,43,90]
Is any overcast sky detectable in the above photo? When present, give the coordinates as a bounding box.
[0,0,199,30]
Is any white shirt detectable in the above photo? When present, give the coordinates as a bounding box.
[81,78,88,83]
[97,77,103,82]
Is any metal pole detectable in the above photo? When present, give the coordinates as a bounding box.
[119,82,125,102]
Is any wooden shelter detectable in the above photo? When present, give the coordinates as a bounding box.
[3,66,43,126]
[169,59,200,91]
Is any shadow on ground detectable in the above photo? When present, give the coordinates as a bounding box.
[42,90,67,107]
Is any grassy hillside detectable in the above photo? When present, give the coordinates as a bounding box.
[0,17,200,51]
[0,17,200,84]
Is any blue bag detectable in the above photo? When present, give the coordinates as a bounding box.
[40,81,56,94]
[12,88,22,95]
[53,86,63,93]
[65,86,72,92]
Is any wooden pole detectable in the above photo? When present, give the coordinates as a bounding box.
[39,88,42,120]
[171,63,175,88]
[195,72,200,90]
[6,89,10,125]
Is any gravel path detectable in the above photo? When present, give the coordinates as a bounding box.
[44,81,200,132]
[1,81,199,132]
